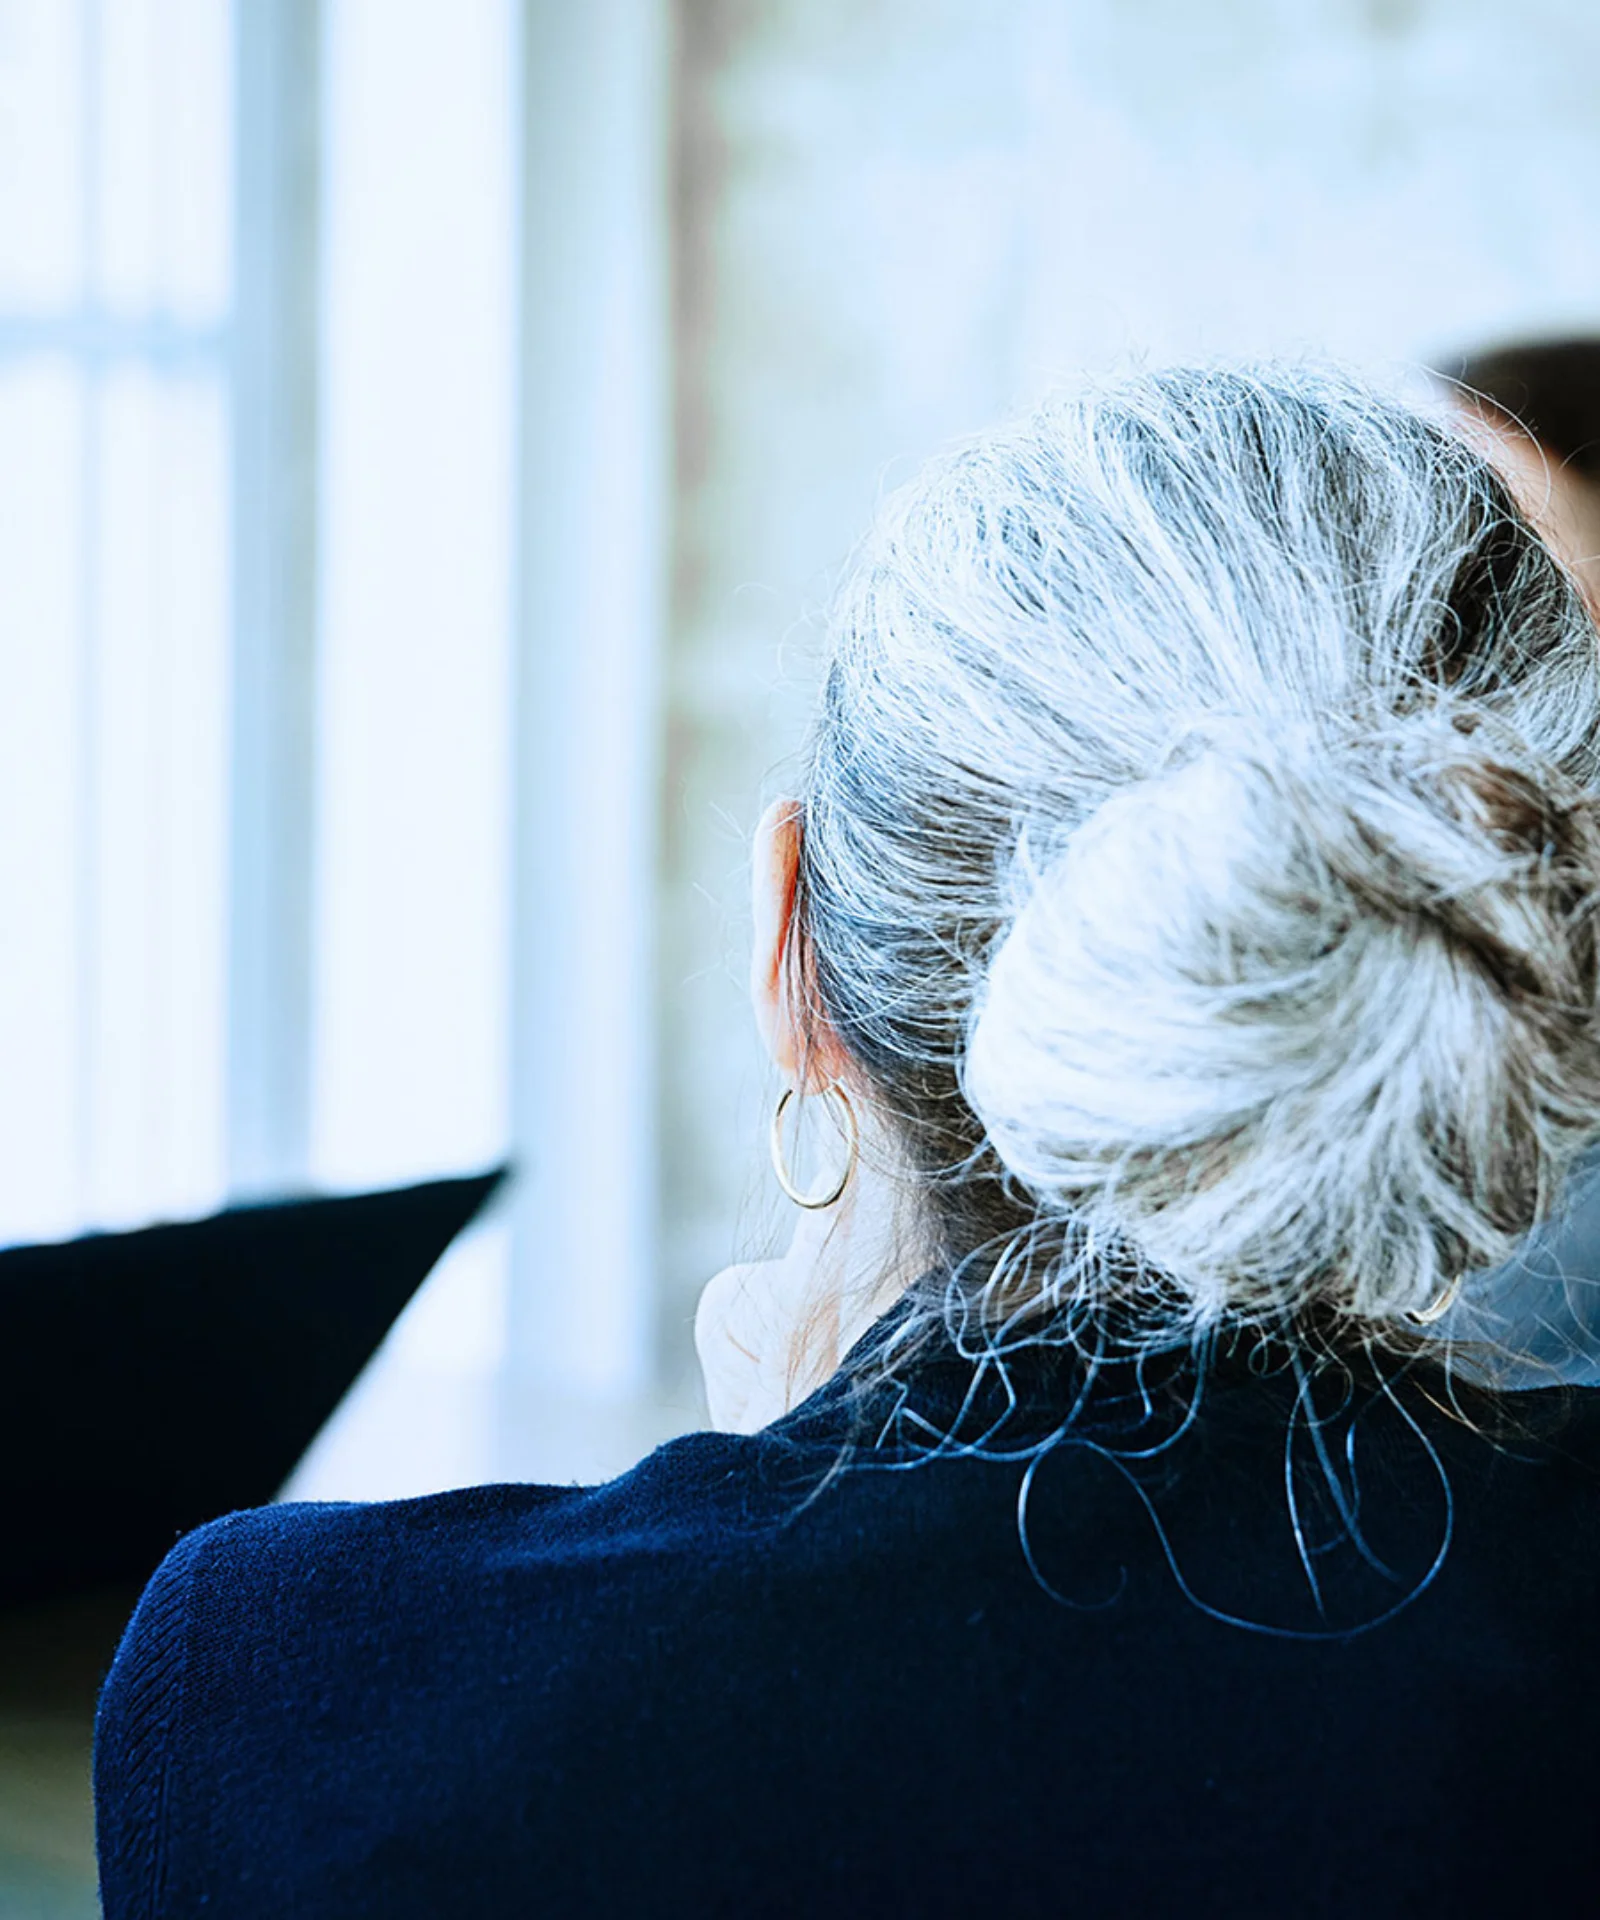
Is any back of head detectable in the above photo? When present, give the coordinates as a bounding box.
[799,364,1600,1348]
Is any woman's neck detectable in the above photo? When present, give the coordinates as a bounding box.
[696,1153,923,1433]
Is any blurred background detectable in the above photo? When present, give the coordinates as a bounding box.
[5,0,1600,1519]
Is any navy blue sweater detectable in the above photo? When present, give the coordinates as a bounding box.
[94,1323,1600,1916]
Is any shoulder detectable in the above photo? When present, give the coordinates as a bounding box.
[99,1424,772,1702]
[93,1429,779,1913]
[97,1482,567,1702]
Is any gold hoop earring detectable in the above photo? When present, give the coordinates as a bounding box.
[1406,1271,1464,1328]
[770,1084,859,1210]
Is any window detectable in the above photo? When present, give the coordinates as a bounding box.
[0,0,232,1245]
[0,0,676,1495]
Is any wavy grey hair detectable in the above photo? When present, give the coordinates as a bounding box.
[796,364,1600,1353]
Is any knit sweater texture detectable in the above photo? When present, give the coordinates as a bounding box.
[94,1319,1600,1916]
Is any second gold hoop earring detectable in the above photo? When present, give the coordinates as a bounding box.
[770,1084,859,1210]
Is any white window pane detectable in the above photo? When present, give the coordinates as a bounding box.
[155,373,230,1188]
[96,0,232,320]
[94,0,159,314]
[86,367,229,1227]
[0,0,85,311]
[312,0,515,1193]
[0,360,83,1244]
[298,0,515,1497]
[157,0,232,320]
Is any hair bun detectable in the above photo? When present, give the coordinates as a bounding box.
[962,715,1600,1323]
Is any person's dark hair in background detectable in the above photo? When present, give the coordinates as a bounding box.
[1432,338,1600,1389]
[1444,337,1600,609]
[1453,338,1600,478]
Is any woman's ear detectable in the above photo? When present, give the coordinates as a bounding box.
[750,797,849,1087]
[751,798,804,1080]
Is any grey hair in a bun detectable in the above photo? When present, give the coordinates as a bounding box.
[797,364,1600,1346]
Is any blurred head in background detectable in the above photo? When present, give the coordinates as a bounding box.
[1445,338,1600,610]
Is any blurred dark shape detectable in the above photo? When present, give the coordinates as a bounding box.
[0,1169,506,1608]
[1444,336,1600,478]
